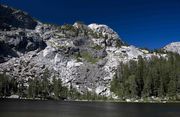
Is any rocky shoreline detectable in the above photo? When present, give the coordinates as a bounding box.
[1,95,180,103]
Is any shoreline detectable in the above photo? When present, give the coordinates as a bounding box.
[1,97,180,103]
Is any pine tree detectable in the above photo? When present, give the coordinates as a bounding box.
[52,76,63,99]
[177,78,180,100]
[142,70,153,97]
[0,72,9,97]
[110,75,123,98]
[10,78,18,95]
[167,73,177,98]
[52,76,58,99]
[40,68,51,99]
[136,55,145,97]
[28,79,36,99]
[129,75,138,98]
[18,79,25,98]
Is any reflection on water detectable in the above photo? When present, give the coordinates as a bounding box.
[0,99,180,117]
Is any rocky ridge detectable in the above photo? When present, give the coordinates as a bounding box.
[0,5,174,97]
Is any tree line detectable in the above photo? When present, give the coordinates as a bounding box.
[1,52,180,101]
[110,53,180,100]
[0,69,106,100]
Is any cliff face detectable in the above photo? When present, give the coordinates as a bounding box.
[0,5,170,96]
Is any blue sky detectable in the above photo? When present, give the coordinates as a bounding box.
[1,0,180,49]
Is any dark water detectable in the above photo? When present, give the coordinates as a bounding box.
[0,99,180,117]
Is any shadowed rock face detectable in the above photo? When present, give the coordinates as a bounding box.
[0,41,19,63]
[0,5,37,30]
[0,5,46,62]
[0,29,47,62]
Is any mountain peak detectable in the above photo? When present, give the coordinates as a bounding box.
[163,42,180,54]
[88,23,122,41]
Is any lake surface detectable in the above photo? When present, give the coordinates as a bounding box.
[0,99,180,117]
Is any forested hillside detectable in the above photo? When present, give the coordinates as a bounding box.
[111,53,180,100]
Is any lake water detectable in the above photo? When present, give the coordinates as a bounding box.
[0,99,180,117]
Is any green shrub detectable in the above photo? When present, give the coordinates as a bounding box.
[116,39,123,48]
[81,52,99,64]
[91,45,103,50]
[61,24,77,32]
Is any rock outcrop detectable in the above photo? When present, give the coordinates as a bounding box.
[163,42,180,55]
